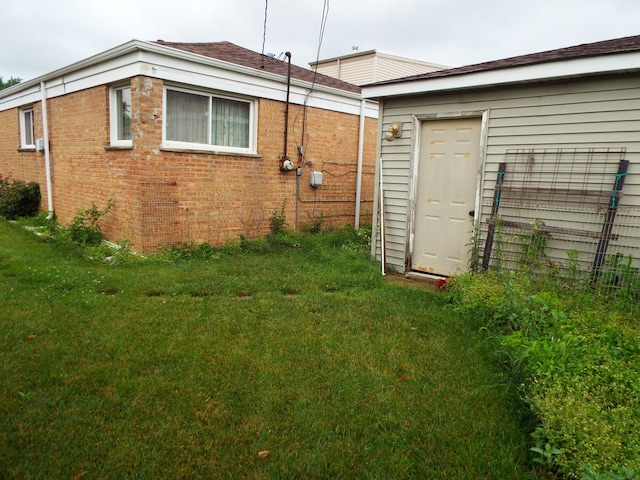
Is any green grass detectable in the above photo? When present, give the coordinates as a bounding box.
[0,220,535,479]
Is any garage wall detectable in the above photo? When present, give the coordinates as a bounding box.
[374,74,640,273]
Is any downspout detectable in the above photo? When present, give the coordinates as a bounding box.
[40,81,54,218]
[280,51,293,172]
[354,98,366,228]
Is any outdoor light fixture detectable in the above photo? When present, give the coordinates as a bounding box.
[384,123,402,142]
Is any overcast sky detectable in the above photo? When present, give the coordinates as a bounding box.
[2,0,639,82]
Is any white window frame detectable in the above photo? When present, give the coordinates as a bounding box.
[109,85,132,147]
[20,107,35,149]
[162,86,257,155]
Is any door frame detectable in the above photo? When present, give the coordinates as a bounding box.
[405,110,490,273]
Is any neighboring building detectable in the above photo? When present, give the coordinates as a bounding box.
[0,40,378,251]
[310,50,448,86]
[364,35,640,280]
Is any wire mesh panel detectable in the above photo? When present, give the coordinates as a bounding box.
[478,148,639,295]
[138,181,183,251]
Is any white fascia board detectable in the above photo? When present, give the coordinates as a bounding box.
[0,59,142,111]
[132,50,376,117]
[0,40,145,97]
[0,45,145,111]
[0,39,373,117]
[0,84,42,110]
[362,51,640,99]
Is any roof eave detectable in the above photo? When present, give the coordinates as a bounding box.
[152,42,361,97]
[362,50,640,99]
[1,39,362,101]
[0,40,148,99]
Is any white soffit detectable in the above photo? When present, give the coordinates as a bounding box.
[0,40,377,118]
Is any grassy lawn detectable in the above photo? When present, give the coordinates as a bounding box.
[0,220,535,479]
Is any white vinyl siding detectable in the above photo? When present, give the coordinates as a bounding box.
[375,75,640,273]
[374,56,442,81]
[313,62,340,79]
[339,56,378,85]
[314,52,446,86]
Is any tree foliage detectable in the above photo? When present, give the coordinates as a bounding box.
[0,76,22,90]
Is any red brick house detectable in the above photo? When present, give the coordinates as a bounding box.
[0,40,378,250]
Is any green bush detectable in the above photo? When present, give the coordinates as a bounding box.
[0,175,41,220]
[448,272,640,478]
[269,200,288,235]
[60,201,112,247]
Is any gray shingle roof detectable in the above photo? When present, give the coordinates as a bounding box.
[368,34,640,86]
[153,40,361,94]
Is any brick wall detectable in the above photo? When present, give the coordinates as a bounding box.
[0,103,48,199]
[0,76,377,251]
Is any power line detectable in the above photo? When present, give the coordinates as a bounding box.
[315,0,330,64]
[261,0,269,65]
[294,0,330,161]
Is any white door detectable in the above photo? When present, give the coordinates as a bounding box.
[411,118,481,276]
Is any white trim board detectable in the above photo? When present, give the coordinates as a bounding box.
[0,40,379,119]
[363,51,640,99]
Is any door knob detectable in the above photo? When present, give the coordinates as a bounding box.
[468,210,475,217]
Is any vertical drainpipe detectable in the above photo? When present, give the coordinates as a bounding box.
[280,52,292,171]
[354,98,366,229]
[40,81,54,217]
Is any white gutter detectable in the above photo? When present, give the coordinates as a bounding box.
[0,39,365,103]
[362,51,640,99]
[354,99,366,228]
[40,81,53,217]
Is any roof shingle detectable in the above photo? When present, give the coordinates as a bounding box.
[368,34,640,86]
[153,40,361,94]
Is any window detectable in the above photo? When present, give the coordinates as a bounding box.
[164,87,254,153]
[20,107,35,149]
[110,86,132,146]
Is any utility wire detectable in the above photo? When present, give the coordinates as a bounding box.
[315,0,330,65]
[261,0,269,67]
[308,0,330,92]
[295,0,330,152]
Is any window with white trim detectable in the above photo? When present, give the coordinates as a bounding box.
[20,107,35,149]
[164,87,255,153]
[110,86,132,146]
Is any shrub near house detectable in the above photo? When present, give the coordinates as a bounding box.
[448,271,640,479]
[0,174,41,220]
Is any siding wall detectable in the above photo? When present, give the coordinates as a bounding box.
[374,56,443,81]
[314,54,445,86]
[375,74,640,273]
[321,55,378,86]
[0,76,378,251]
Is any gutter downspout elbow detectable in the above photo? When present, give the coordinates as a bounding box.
[40,81,54,218]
